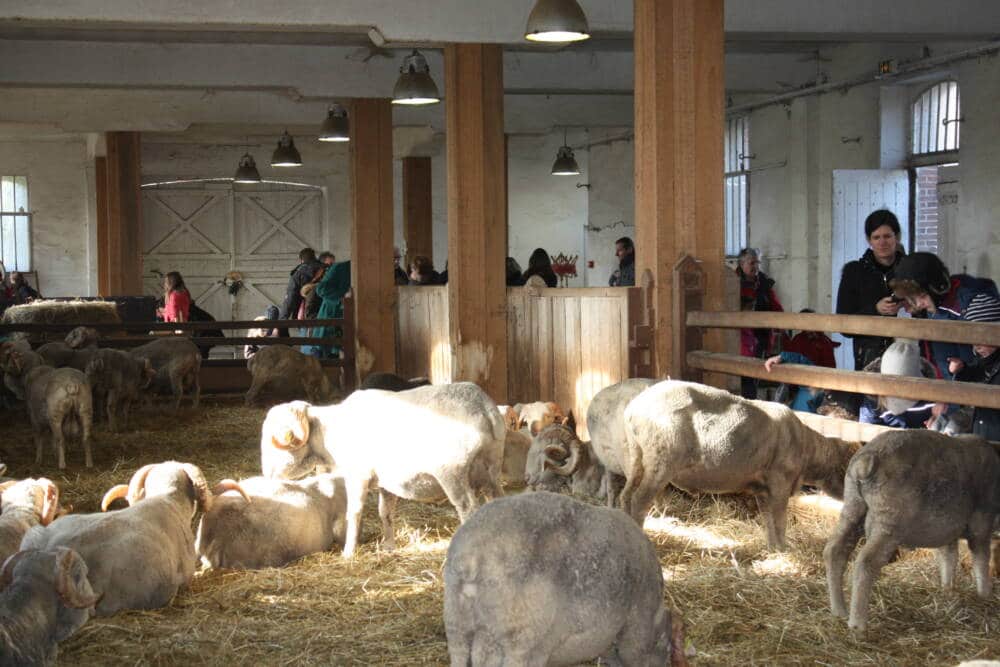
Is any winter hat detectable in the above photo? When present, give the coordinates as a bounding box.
[889,252,951,302]
[963,293,1000,324]
[879,338,923,415]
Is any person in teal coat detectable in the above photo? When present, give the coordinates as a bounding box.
[303,260,351,359]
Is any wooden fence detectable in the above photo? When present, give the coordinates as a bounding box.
[396,286,452,383]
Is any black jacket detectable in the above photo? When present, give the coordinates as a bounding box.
[956,349,1000,442]
[835,248,904,369]
[280,259,324,320]
[609,255,635,287]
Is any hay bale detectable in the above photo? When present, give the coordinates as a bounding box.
[1,299,121,344]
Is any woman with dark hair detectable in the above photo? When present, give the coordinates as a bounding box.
[505,257,525,286]
[409,255,442,285]
[157,271,191,323]
[835,209,905,370]
[521,248,558,288]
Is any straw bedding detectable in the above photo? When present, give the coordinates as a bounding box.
[0,396,997,665]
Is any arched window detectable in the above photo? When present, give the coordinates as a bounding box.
[911,81,960,155]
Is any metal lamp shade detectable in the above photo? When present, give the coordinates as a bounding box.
[318,105,350,142]
[551,145,580,175]
[525,0,590,43]
[270,131,302,167]
[392,50,441,106]
[233,153,262,183]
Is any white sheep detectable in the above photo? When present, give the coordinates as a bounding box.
[0,547,100,666]
[245,344,333,406]
[0,478,60,563]
[129,337,201,410]
[260,382,505,557]
[21,461,212,616]
[196,474,345,569]
[587,378,658,507]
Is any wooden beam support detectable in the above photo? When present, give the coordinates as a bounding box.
[402,156,433,267]
[634,0,725,378]
[102,132,143,296]
[446,43,508,402]
[350,98,397,380]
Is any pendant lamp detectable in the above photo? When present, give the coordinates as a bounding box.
[551,129,580,175]
[270,131,302,167]
[233,153,262,183]
[318,104,350,142]
[392,50,441,106]
[525,0,591,43]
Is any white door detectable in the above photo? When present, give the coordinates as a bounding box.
[831,169,909,370]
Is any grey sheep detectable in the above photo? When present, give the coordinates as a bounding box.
[824,431,1000,632]
[0,478,61,563]
[246,344,332,406]
[444,491,683,666]
[621,380,859,550]
[85,348,155,431]
[528,421,606,499]
[129,337,201,410]
[35,327,101,370]
[0,342,43,402]
[0,547,100,666]
[196,474,346,569]
[21,461,212,616]
[358,372,430,392]
[261,382,505,557]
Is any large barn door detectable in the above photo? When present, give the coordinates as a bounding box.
[831,169,909,370]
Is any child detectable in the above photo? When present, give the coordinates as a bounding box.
[952,294,1000,441]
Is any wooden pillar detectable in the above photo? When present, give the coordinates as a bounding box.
[445,43,508,402]
[634,0,726,379]
[350,98,396,379]
[100,132,143,296]
[402,156,433,267]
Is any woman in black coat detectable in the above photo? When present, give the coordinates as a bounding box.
[835,210,905,370]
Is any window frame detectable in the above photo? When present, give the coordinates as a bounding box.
[724,115,750,258]
[909,80,961,164]
[0,175,31,272]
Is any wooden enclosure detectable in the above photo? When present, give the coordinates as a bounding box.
[396,286,452,384]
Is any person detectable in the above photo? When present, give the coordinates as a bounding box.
[303,260,352,359]
[608,237,635,287]
[409,255,442,285]
[858,338,939,429]
[781,309,840,368]
[521,248,558,288]
[187,301,224,360]
[318,251,335,266]
[505,257,525,287]
[244,305,280,359]
[393,247,409,286]
[735,247,783,398]
[953,294,1000,441]
[763,352,825,413]
[8,271,39,305]
[835,210,906,370]
[156,271,190,323]
[279,248,324,336]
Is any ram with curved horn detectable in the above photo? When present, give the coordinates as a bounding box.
[0,478,62,563]
[524,416,606,499]
[21,461,210,616]
[0,547,99,666]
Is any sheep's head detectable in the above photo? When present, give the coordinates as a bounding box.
[65,327,99,349]
[0,478,60,526]
[516,401,568,436]
[261,401,321,480]
[101,461,213,516]
[1,548,101,636]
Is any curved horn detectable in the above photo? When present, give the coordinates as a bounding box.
[54,548,102,609]
[267,402,311,450]
[213,479,251,503]
[100,485,129,512]
[126,464,158,506]
[39,479,59,526]
[0,550,31,589]
[182,463,213,513]
[544,437,582,477]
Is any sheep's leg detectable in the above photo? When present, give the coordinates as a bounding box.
[824,496,866,619]
[33,430,45,465]
[605,471,624,509]
[245,379,265,407]
[342,477,369,558]
[50,418,67,470]
[967,515,994,599]
[758,477,797,551]
[848,529,897,632]
[378,488,399,551]
[170,371,185,412]
[936,542,958,590]
[106,389,119,432]
[190,370,201,409]
[80,406,93,468]
[121,399,131,431]
[438,476,479,523]
[625,474,662,526]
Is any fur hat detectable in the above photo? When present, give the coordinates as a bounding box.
[889,252,951,302]
[878,338,923,415]
[963,293,1000,324]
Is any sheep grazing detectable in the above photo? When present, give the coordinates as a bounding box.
[511,401,566,435]
[196,474,346,569]
[85,348,155,431]
[21,461,212,616]
[824,431,1000,632]
[129,337,201,410]
[0,478,60,563]
[621,380,859,550]
[444,492,684,667]
[261,382,505,557]
[36,326,100,370]
[528,420,606,498]
[358,372,430,392]
[245,344,333,406]
[0,547,100,666]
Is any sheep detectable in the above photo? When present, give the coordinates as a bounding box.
[260,382,505,557]
[587,378,659,508]
[620,380,859,550]
[528,421,606,499]
[129,337,201,410]
[359,372,430,392]
[21,461,212,616]
[85,348,155,431]
[0,547,101,666]
[245,344,333,406]
[444,491,683,666]
[511,401,566,435]
[195,474,345,569]
[0,341,42,402]
[36,326,100,370]
[0,478,60,563]
[824,431,1000,632]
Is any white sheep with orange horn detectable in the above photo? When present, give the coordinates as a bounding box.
[0,478,61,563]
[21,461,212,616]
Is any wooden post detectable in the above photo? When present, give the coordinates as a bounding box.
[101,132,143,296]
[445,43,508,402]
[402,156,433,267]
[350,98,396,380]
[634,0,726,379]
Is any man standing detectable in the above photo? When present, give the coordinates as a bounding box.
[608,236,635,287]
[393,247,409,285]
[278,247,324,336]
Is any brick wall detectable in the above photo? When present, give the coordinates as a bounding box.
[914,166,939,252]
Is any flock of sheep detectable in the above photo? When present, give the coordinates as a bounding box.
[0,328,997,665]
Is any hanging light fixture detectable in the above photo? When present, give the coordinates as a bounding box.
[270,130,302,167]
[392,50,441,106]
[233,152,262,183]
[524,0,591,43]
[318,104,350,142]
[551,129,580,175]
